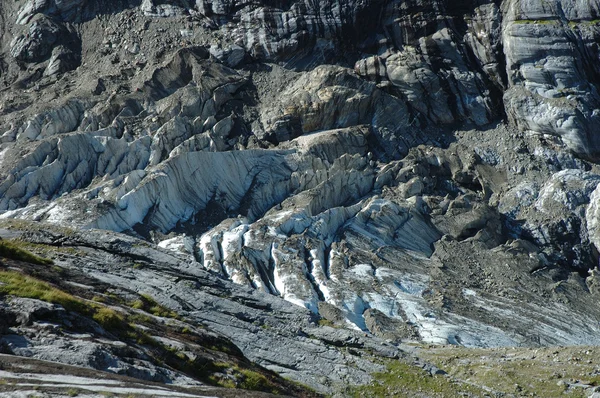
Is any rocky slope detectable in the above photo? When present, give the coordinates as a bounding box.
[0,224,397,394]
[2,0,600,396]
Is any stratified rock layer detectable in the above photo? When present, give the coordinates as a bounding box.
[2,0,600,393]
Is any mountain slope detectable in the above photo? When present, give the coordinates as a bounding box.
[2,0,600,396]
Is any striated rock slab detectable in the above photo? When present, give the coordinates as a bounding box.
[502,0,600,158]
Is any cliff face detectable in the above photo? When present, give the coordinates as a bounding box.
[2,0,600,394]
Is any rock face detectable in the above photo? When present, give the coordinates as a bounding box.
[2,0,600,395]
[0,224,397,394]
[502,0,600,159]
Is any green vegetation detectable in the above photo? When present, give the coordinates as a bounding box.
[0,264,304,396]
[0,271,86,312]
[418,345,600,398]
[180,326,191,334]
[0,219,76,237]
[130,294,179,318]
[51,265,66,275]
[205,363,281,393]
[0,270,151,343]
[238,368,277,391]
[569,19,600,27]
[317,318,335,327]
[128,313,153,324]
[0,240,53,265]
[534,19,559,25]
[18,241,83,257]
[348,360,485,397]
[91,295,107,303]
[512,19,558,25]
[66,388,79,397]
[214,378,237,389]
[93,307,127,331]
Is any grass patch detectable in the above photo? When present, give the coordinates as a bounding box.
[569,19,600,27]
[206,363,280,393]
[317,318,335,327]
[0,219,77,238]
[0,271,86,312]
[348,360,485,397]
[66,388,79,397]
[418,346,600,398]
[512,19,532,24]
[238,368,276,392]
[93,307,126,331]
[16,241,82,256]
[181,326,192,334]
[128,313,153,324]
[130,294,179,318]
[0,270,152,344]
[512,19,558,25]
[534,19,558,25]
[209,374,236,389]
[0,240,53,265]
[91,295,107,303]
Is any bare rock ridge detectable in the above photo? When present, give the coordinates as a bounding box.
[1,0,600,395]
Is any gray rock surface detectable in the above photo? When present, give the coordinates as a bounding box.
[502,0,600,158]
[1,0,600,395]
[0,224,397,393]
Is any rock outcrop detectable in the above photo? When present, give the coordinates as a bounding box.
[2,0,600,395]
[502,0,600,159]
